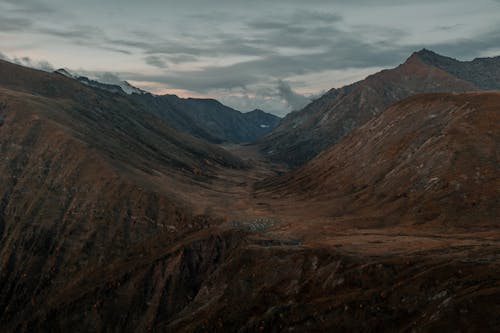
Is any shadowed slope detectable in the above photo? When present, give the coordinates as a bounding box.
[0,59,245,325]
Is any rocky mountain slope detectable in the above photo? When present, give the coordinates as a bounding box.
[0,59,246,328]
[417,48,500,90]
[259,50,497,167]
[4,93,499,332]
[259,92,500,227]
[1,59,499,333]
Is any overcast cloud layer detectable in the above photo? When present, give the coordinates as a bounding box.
[1,0,500,115]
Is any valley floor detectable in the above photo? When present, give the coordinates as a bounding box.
[105,142,496,331]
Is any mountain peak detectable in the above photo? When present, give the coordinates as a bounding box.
[411,48,459,65]
[415,48,440,57]
[404,49,449,65]
[248,109,266,114]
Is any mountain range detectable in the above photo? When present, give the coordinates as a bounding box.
[259,49,500,167]
[55,68,281,144]
[0,49,499,332]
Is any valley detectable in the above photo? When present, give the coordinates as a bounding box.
[0,51,499,332]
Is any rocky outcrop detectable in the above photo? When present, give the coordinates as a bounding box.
[8,228,500,332]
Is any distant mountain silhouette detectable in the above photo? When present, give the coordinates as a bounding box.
[54,68,281,144]
[131,94,281,144]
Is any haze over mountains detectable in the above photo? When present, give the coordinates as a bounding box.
[0,48,499,332]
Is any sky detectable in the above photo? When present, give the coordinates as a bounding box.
[1,0,500,116]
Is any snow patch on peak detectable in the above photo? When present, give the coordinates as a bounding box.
[120,81,147,95]
[54,68,147,95]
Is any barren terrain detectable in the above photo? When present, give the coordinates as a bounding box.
[0,60,499,332]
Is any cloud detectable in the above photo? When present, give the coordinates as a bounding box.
[1,0,498,116]
[96,8,411,95]
[94,72,124,85]
[0,53,54,71]
[36,25,133,55]
[39,25,104,40]
[276,80,311,111]
[0,0,55,14]
[0,17,32,31]
[218,92,289,116]
[144,55,168,68]
[36,60,55,72]
[426,28,500,59]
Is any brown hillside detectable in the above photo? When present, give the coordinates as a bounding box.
[260,52,478,167]
[259,92,500,227]
[0,60,245,326]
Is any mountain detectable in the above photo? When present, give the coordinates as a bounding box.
[259,91,500,226]
[55,68,148,95]
[1,59,499,332]
[55,68,281,144]
[131,94,281,144]
[258,49,499,167]
[0,59,248,328]
[6,90,499,332]
[417,48,500,90]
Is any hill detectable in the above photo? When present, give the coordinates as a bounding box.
[259,92,500,227]
[0,59,246,327]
